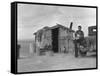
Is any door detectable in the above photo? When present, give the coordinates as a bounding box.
[52,28,59,53]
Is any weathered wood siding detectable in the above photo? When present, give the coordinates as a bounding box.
[35,29,52,53]
[41,30,52,48]
[59,28,74,53]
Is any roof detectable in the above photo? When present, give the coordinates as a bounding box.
[34,23,75,35]
[33,26,50,35]
[51,24,75,32]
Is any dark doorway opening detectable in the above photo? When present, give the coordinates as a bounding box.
[52,28,59,53]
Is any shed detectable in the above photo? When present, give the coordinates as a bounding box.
[33,23,75,54]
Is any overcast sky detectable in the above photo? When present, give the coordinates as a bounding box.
[18,4,96,40]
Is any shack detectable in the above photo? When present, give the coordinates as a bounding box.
[33,23,75,55]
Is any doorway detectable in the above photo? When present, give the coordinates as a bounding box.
[52,28,59,53]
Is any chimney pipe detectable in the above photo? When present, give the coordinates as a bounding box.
[70,22,73,30]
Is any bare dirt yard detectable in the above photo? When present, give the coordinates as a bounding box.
[18,52,96,72]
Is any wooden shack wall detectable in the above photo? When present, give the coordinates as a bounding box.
[41,30,52,48]
[35,29,52,54]
[59,28,74,53]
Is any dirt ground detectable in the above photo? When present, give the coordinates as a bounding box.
[18,52,96,72]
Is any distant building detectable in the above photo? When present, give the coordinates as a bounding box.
[33,23,75,54]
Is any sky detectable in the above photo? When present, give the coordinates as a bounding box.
[18,4,96,40]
